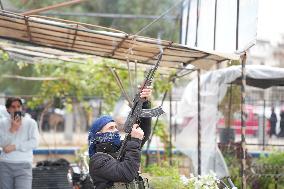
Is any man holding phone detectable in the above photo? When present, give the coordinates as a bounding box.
[0,97,39,189]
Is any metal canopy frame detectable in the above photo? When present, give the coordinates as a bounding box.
[0,10,237,71]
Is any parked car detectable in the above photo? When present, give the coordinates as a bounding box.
[218,105,270,136]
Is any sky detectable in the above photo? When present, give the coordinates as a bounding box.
[257,0,284,43]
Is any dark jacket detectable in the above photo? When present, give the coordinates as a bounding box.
[139,101,152,146]
[89,138,142,189]
[89,101,151,189]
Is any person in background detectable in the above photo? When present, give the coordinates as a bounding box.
[0,97,39,189]
[278,110,284,137]
[269,107,277,137]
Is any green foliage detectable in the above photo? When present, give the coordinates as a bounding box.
[219,84,241,128]
[144,163,221,189]
[153,120,167,138]
[222,150,242,188]
[152,120,171,158]
[255,151,284,189]
[0,48,171,113]
[219,60,242,128]
[221,148,284,189]
[24,58,130,113]
[258,151,284,165]
[144,161,185,189]
[75,144,89,164]
[228,60,241,66]
[0,51,41,95]
[153,73,172,99]
[219,60,241,128]
[1,50,9,61]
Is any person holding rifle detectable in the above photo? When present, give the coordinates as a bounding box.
[89,52,164,189]
[88,86,152,189]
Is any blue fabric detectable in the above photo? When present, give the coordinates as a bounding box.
[93,131,121,146]
[88,132,121,158]
[89,115,114,134]
[88,115,115,157]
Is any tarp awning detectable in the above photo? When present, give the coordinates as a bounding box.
[0,10,239,70]
[176,65,284,177]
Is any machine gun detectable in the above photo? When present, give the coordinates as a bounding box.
[117,52,165,161]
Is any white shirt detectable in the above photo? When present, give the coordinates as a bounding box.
[0,115,39,163]
[0,105,9,118]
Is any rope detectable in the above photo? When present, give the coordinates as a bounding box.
[134,0,185,36]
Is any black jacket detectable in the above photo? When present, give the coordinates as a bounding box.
[139,101,152,146]
[89,138,142,189]
[89,101,151,189]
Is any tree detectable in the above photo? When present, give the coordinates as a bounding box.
[0,51,41,95]
[0,49,170,112]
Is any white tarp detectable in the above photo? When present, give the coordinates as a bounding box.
[176,65,284,177]
[181,0,259,53]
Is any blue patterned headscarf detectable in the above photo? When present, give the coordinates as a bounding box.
[88,115,121,157]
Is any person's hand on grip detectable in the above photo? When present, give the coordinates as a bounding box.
[130,124,144,140]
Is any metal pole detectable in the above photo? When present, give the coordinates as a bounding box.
[195,0,200,47]
[197,69,201,175]
[179,1,183,44]
[236,0,240,50]
[175,100,178,141]
[184,0,191,44]
[275,169,278,189]
[134,61,138,91]
[213,0,218,50]
[169,84,173,166]
[241,53,247,189]
[228,84,233,135]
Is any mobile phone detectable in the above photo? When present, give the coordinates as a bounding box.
[14,111,22,119]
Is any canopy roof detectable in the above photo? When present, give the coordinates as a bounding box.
[0,10,239,70]
[232,66,284,89]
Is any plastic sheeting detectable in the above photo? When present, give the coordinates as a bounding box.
[181,0,259,53]
[176,65,284,177]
